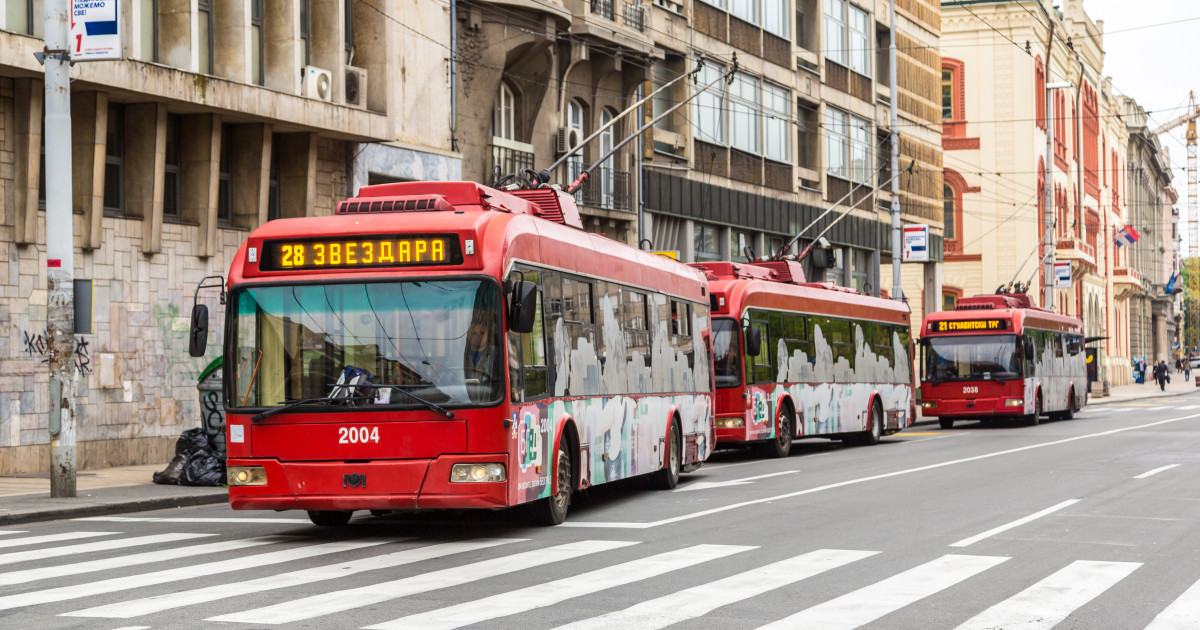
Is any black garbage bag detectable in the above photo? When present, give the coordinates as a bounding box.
[176,428,210,457]
[152,454,187,485]
[179,449,227,486]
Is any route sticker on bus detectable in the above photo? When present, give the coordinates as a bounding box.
[259,234,463,271]
[935,319,1008,332]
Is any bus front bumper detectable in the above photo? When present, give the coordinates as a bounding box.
[226,455,509,511]
[921,398,1026,418]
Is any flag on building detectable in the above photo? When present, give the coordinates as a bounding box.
[1114,225,1141,247]
[1166,271,1179,294]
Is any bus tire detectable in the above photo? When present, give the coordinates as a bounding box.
[307,510,353,527]
[530,441,572,526]
[650,420,682,490]
[856,399,884,445]
[939,418,954,430]
[1026,394,1042,426]
[1062,388,1076,420]
[759,402,794,458]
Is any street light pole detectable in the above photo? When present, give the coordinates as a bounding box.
[1045,77,1073,311]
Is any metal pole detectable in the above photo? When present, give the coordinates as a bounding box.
[1043,23,1057,310]
[889,0,902,300]
[44,0,76,498]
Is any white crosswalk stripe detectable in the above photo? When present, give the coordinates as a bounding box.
[0,531,117,549]
[0,532,214,567]
[208,540,638,625]
[552,549,878,630]
[63,538,519,619]
[0,536,282,586]
[366,544,755,630]
[955,560,1141,629]
[0,538,388,611]
[756,554,1009,630]
[1145,576,1200,629]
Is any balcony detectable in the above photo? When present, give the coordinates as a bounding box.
[489,138,535,183]
[565,162,632,212]
[1113,266,1143,301]
[570,0,654,54]
[1055,237,1096,272]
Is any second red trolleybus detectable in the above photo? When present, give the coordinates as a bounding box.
[691,259,916,457]
[191,181,713,526]
[919,293,1086,428]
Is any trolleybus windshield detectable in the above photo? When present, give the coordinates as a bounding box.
[923,334,1022,383]
[712,318,742,388]
[229,280,503,409]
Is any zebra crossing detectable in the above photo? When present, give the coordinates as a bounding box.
[1,527,1198,629]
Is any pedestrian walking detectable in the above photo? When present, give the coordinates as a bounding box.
[1154,360,1169,391]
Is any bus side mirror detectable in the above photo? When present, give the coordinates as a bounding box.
[508,281,537,334]
[745,326,762,358]
[188,304,209,357]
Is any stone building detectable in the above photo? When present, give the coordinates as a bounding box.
[457,0,945,322]
[0,0,457,474]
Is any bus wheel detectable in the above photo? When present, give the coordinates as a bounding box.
[1062,389,1076,420]
[760,403,794,458]
[531,443,572,526]
[307,510,353,527]
[856,400,884,445]
[650,420,682,490]
[1026,395,1042,426]
[939,418,954,430]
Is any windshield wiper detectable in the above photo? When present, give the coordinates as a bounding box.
[250,395,372,423]
[350,383,456,419]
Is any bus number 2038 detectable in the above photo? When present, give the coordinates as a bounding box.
[339,427,380,444]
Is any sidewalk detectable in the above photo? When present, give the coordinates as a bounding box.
[1088,371,1200,405]
[0,463,227,526]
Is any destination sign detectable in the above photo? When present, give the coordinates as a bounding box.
[260,234,463,271]
[936,319,1008,332]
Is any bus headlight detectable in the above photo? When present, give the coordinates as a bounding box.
[1004,398,1025,407]
[921,401,937,409]
[451,463,506,483]
[717,417,745,429]
[228,466,268,486]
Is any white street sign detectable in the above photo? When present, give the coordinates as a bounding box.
[70,0,121,61]
[903,224,929,262]
[1054,261,1072,288]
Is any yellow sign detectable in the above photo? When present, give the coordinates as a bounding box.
[936,319,1007,332]
[262,235,461,271]
[653,250,680,261]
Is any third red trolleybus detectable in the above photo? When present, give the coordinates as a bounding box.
[190,181,713,526]
[919,293,1086,428]
[691,259,916,457]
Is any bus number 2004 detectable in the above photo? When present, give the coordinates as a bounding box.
[339,427,380,444]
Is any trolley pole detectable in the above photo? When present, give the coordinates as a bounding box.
[44,0,77,498]
[889,0,902,300]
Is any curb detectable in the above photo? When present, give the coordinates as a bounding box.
[0,492,228,526]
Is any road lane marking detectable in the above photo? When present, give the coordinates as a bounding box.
[0,533,214,567]
[756,554,1008,630]
[0,537,283,586]
[75,516,309,524]
[365,544,754,630]
[0,531,27,536]
[552,549,878,630]
[106,627,151,630]
[64,538,517,618]
[1176,405,1200,410]
[0,531,117,549]
[1145,406,1171,411]
[1135,464,1181,479]
[949,500,1081,548]
[0,538,386,611]
[562,412,1200,529]
[208,540,637,625]
[954,560,1141,630]
[1146,575,1200,629]
[675,471,798,492]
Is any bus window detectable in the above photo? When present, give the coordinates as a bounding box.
[809,315,832,364]
[622,290,650,365]
[562,277,593,324]
[831,318,854,375]
[872,323,893,366]
[923,334,1022,382]
[747,319,771,383]
[1053,333,1064,359]
[517,272,548,400]
[781,313,809,369]
[595,281,620,367]
[671,301,694,369]
[712,318,742,388]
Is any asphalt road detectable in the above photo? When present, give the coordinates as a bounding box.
[5,394,1200,629]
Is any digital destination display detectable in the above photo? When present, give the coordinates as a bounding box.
[936,319,1008,332]
[260,234,463,271]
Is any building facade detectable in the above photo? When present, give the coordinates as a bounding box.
[0,0,457,474]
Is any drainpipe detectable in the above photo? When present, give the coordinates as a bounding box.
[450,0,458,150]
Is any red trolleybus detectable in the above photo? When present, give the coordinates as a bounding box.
[691,260,916,458]
[193,182,713,526]
[919,293,1086,428]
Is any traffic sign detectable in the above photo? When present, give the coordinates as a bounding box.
[902,225,929,262]
[1054,261,1072,288]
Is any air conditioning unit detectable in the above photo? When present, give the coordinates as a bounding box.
[302,66,333,102]
[344,66,368,109]
[555,127,582,155]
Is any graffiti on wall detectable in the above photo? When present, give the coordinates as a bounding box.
[21,330,92,374]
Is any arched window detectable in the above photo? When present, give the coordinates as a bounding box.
[494,82,516,141]
[1034,56,1046,131]
[943,184,956,241]
[566,99,586,176]
[598,108,616,209]
[1037,156,1046,238]
[943,169,969,253]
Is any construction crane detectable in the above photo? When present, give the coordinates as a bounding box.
[1153,92,1200,356]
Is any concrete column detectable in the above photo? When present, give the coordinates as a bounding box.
[213,0,250,82]
[924,261,942,314]
[351,0,386,112]
[232,123,273,228]
[125,103,168,252]
[71,92,108,251]
[277,132,318,218]
[13,78,42,245]
[682,218,696,262]
[263,0,299,93]
[181,113,221,257]
[158,0,195,71]
[311,0,346,103]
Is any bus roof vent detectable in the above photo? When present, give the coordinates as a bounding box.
[507,189,584,230]
[955,294,1035,310]
[746,260,807,283]
[336,194,454,215]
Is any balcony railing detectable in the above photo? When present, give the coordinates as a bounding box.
[489,142,535,184]
[590,0,614,20]
[589,0,645,31]
[566,162,632,212]
[623,2,645,31]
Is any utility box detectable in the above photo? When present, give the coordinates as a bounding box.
[197,358,226,452]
